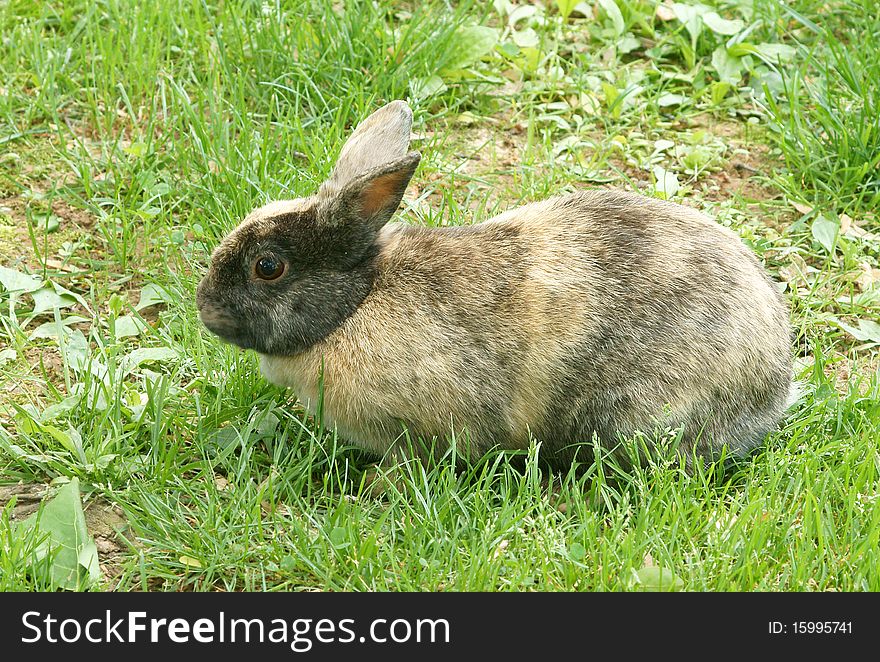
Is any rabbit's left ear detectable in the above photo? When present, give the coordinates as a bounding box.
[319,151,421,230]
[322,100,414,192]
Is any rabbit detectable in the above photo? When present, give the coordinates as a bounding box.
[196,100,793,471]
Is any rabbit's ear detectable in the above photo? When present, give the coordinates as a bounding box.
[323,100,414,190]
[318,152,420,230]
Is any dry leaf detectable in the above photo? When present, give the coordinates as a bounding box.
[492,539,509,560]
[844,223,880,242]
[43,258,77,273]
[214,475,229,491]
[179,555,202,568]
[656,1,675,21]
[792,201,813,215]
[779,254,809,285]
[839,213,852,235]
[856,263,880,292]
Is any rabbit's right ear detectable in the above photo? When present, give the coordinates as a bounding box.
[317,151,420,231]
[320,100,414,195]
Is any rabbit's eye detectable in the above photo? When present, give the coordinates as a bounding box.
[255,256,285,281]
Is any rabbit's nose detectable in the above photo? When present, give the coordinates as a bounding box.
[198,301,233,334]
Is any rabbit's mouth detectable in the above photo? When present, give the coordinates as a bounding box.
[198,304,255,351]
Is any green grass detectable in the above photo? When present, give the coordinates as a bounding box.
[763,0,880,214]
[1,0,879,591]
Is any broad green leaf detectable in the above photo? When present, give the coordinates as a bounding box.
[671,3,706,41]
[811,215,839,253]
[123,141,147,157]
[508,4,539,27]
[410,75,447,101]
[751,43,797,62]
[702,12,744,35]
[445,25,499,71]
[108,293,125,316]
[14,403,43,434]
[151,182,171,196]
[119,347,179,375]
[0,266,43,293]
[554,135,587,156]
[568,542,586,561]
[597,0,625,36]
[40,424,76,454]
[836,319,880,343]
[712,46,743,83]
[52,281,91,312]
[633,565,685,591]
[653,165,680,198]
[255,411,281,438]
[28,323,90,371]
[497,41,519,59]
[681,145,714,170]
[710,81,733,104]
[136,283,174,310]
[512,27,539,48]
[619,33,641,54]
[29,317,90,340]
[601,82,620,107]
[657,93,688,107]
[34,213,60,233]
[329,527,350,549]
[40,394,82,422]
[754,69,785,97]
[555,0,579,20]
[493,0,513,16]
[515,46,542,74]
[18,478,100,590]
[113,314,150,340]
[29,287,77,316]
[209,427,241,452]
[728,42,796,64]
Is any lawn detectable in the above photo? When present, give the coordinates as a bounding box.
[1,0,878,591]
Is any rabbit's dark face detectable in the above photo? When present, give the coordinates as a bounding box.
[197,100,420,357]
[196,199,380,356]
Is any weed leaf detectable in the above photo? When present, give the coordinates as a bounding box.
[18,478,100,590]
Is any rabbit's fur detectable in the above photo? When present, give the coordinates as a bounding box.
[197,100,792,469]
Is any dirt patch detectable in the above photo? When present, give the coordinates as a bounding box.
[823,352,880,396]
[84,497,135,587]
[681,114,782,204]
[422,109,783,222]
[706,147,779,203]
[0,193,98,272]
[0,197,30,268]
[24,345,67,388]
[51,198,96,229]
[0,483,49,520]
[412,117,526,218]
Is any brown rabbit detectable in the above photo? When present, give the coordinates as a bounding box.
[196,100,793,470]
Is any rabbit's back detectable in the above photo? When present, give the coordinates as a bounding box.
[260,189,791,464]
